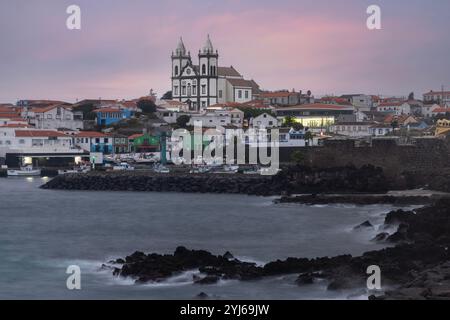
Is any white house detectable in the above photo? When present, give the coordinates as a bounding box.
[369,124,393,136]
[23,104,83,130]
[250,113,279,129]
[376,102,411,115]
[330,122,373,137]
[73,131,113,154]
[189,108,244,128]
[0,129,81,158]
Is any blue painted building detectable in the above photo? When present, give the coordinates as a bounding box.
[94,108,133,126]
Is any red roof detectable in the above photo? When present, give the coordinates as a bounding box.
[0,124,30,128]
[378,102,406,107]
[424,90,450,96]
[15,130,68,137]
[93,108,124,113]
[432,107,450,113]
[128,133,143,140]
[260,92,297,98]
[74,131,109,138]
[277,104,353,111]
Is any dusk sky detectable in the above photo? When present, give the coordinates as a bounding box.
[0,0,449,103]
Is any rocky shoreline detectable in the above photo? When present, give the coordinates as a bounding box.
[105,199,450,300]
[275,194,444,206]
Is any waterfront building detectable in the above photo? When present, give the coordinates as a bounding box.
[74,131,113,154]
[128,133,160,153]
[171,36,260,111]
[112,134,130,154]
[0,129,86,167]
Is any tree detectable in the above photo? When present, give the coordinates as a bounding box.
[290,150,304,164]
[293,123,304,131]
[283,116,297,128]
[137,98,157,114]
[304,131,314,147]
[408,92,414,101]
[161,91,172,100]
[176,115,191,129]
[391,119,399,130]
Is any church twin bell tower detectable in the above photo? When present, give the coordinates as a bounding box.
[171,35,219,111]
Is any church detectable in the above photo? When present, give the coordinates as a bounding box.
[171,35,260,111]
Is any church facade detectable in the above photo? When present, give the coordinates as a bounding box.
[171,36,260,111]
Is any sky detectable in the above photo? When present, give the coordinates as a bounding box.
[0,0,449,103]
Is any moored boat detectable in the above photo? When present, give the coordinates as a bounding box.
[7,165,41,177]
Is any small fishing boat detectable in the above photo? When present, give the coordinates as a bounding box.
[7,165,41,177]
[154,164,170,173]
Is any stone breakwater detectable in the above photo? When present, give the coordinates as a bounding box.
[105,199,450,300]
[40,165,389,195]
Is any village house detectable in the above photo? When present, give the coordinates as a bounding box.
[369,123,394,136]
[260,91,306,106]
[340,94,373,111]
[423,90,450,105]
[250,113,279,129]
[93,107,134,127]
[188,108,244,128]
[128,133,160,153]
[330,122,373,137]
[376,102,411,115]
[31,104,83,130]
[111,134,130,154]
[74,131,113,154]
[431,107,450,117]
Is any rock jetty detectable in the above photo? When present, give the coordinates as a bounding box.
[41,165,389,195]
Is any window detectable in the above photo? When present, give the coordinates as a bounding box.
[95,138,100,143]
[104,138,109,143]
[187,84,191,97]
[174,86,179,96]
[47,114,52,119]
[219,90,223,98]
[182,86,186,95]
[19,139,25,144]
[245,91,249,99]
[202,101,206,108]
[174,66,179,76]
[202,64,206,75]
[193,85,197,95]
[238,90,242,99]
[201,85,206,95]
[5,140,11,145]
[65,115,71,120]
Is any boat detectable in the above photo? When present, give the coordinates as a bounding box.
[7,165,41,177]
[190,165,211,174]
[112,163,135,171]
[153,164,170,173]
[58,166,90,175]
